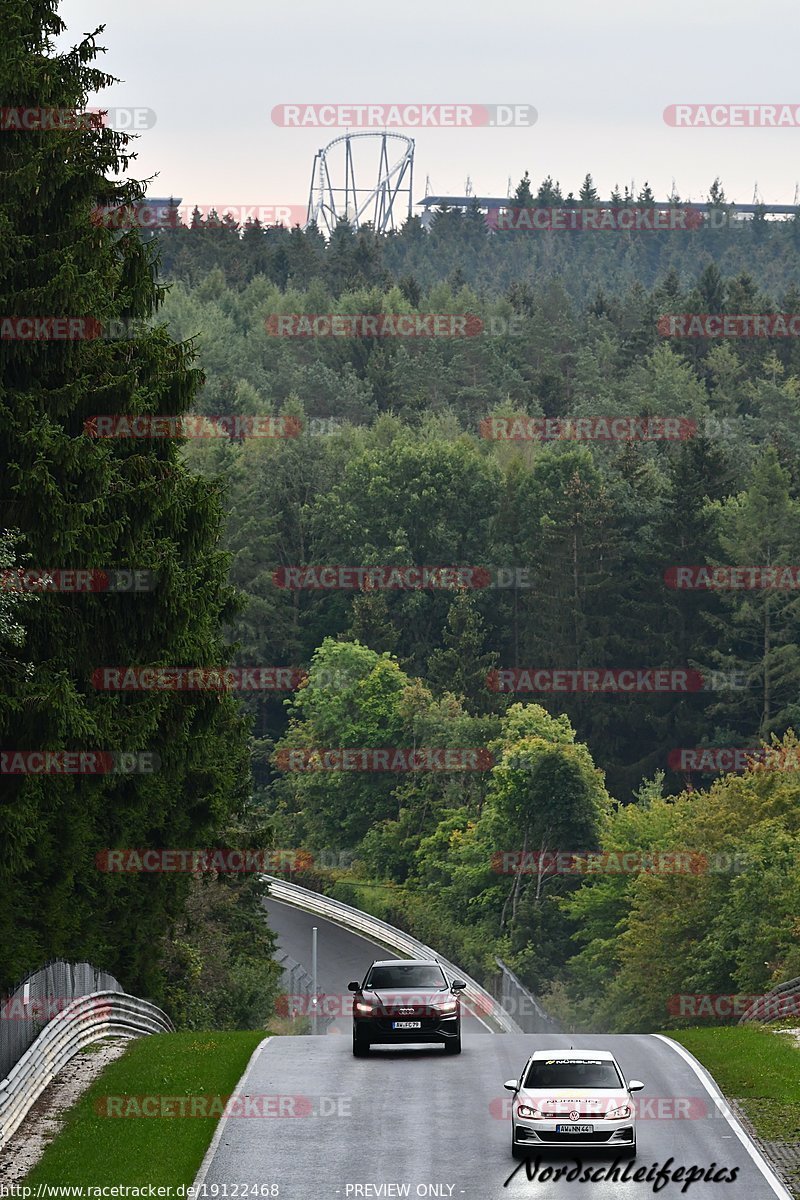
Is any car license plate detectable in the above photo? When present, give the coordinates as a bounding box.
[555,1124,593,1134]
[392,1021,421,1029]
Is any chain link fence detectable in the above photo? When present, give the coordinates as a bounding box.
[274,950,334,1033]
[0,960,123,1081]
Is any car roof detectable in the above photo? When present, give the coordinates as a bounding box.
[368,959,443,968]
[528,1049,616,1060]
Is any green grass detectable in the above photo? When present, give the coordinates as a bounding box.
[664,1025,800,1142]
[24,1030,266,1187]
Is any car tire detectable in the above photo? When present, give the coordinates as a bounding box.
[443,1033,461,1055]
[352,1027,370,1056]
[511,1136,526,1160]
[617,1143,636,1159]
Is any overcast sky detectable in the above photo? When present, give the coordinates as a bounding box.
[57,0,800,218]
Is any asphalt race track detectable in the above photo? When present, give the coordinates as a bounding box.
[263,897,491,1036]
[200,899,792,1199]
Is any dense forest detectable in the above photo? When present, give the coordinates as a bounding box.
[2,0,799,1034]
[153,197,800,1031]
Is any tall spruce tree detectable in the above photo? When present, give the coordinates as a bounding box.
[0,2,250,996]
[426,589,500,714]
[579,174,599,204]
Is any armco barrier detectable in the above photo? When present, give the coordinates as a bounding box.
[274,949,334,1033]
[0,960,122,1080]
[0,990,173,1150]
[738,977,800,1024]
[263,874,523,1033]
[496,957,561,1033]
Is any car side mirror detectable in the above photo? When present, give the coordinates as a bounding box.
[628,1080,644,1092]
[348,981,361,992]
[503,1079,519,1092]
[451,980,467,991]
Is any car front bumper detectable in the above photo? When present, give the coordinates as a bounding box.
[354,1015,460,1044]
[512,1117,635,1150]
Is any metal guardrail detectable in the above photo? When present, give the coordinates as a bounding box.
[263,875,523,1034]
[0,990,173,1150]
[274,950,334,1033]
[738,977,800,1024]
[0,960,123,1081]
[495,958,561,1033]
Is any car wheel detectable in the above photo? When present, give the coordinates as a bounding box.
[352,1027,370,1056]
[511,1136,526,1160]
[443,1032,461,1054]
[617,1142,636,1159]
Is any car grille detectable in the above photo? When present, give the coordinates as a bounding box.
[539,1110,617,1119]
[535,1131,617,1144]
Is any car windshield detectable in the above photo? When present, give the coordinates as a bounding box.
[524,1059,624,1089]
[366,964,447,989]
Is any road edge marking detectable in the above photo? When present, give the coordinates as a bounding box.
[192,1035,273,1188]
[652,1033,794,1199]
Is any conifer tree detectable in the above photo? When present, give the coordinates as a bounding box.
[0,1,250,996]
[427,589,500,714]
[578,174,599,203]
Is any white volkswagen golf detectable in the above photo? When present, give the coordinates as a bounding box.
[504,1049,643,1159]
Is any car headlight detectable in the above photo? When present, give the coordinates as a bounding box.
[354,1000,374,1014]
[516,1104,543,1120]
[606,1104,632,1120]
[436,999,458,1016]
